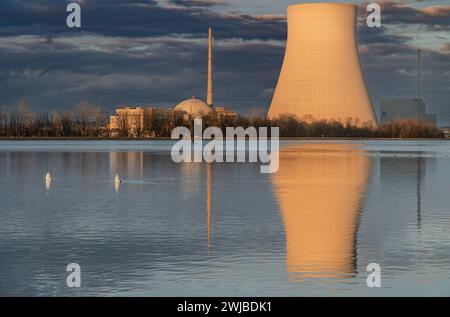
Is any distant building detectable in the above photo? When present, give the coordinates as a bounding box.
[108,103,237,137]
[214,106,237,119]
[173,97,212,119]
[380,98,437,126]
[108,28,238,138]
[150,107,175,121]
[109,107,146,137]
[440,127,450,138]
[379,50,438,126]
[109,106,174,137]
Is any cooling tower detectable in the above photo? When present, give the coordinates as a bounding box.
[268,3,377,125]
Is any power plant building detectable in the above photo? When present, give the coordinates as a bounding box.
[109,106,175,137]
[379,50,438,126]
[173,97,212,119]
[268,3,377,125]
[109,28,236,137]
[380,98,437,125]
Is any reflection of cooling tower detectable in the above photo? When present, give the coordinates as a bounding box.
[272,144,370,280]
[268,3,377,125]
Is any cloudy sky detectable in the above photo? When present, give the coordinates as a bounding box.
[0,0,449,124]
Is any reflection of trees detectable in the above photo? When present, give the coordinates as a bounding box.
[109,152,144,180]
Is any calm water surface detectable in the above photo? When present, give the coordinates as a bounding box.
[0,140,449,296]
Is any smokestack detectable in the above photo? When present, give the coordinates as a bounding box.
[207,28,213,107]
[417,49,422,99]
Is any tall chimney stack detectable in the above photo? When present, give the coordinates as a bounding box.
[207,28,213,107]
[417,49,422,99]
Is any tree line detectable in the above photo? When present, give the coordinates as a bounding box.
[0,100,107,138]
[0,101,444,138]
[271,115,444,138]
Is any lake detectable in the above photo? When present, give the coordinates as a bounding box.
[0,140,449,296]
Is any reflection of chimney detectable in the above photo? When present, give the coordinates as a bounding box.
[416,154,423,229]
[417,49,422,99]
[207,163,212,251]
[207,28,213,107]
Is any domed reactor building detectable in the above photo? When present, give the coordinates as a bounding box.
[173,97,212,118]
[268,3,377,125]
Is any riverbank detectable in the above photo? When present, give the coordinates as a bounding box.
[0,137,448,141]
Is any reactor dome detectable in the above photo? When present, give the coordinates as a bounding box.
[174,97,212,117]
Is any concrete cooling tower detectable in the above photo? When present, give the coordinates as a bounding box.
[268,3,377,125]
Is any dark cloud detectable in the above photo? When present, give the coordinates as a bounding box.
[0,0,285,40]
[374,0,450,30]
[0,35,283,112]
[0,0,285,114]
[168,0,229,8]
[358,25,413,45]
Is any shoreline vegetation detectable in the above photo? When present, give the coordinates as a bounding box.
[0,101,445,139]
[0,137,447,141]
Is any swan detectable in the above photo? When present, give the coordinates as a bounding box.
[45,172,52,191]
[114,173,122,193]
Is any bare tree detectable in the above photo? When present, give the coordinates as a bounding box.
[143,109,153,137]
[73,101,97,137]
[94,107,105,137]
[117,113,129,137]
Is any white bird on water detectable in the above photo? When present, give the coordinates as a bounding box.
[114,173,122,193]
[45,172,52,191]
